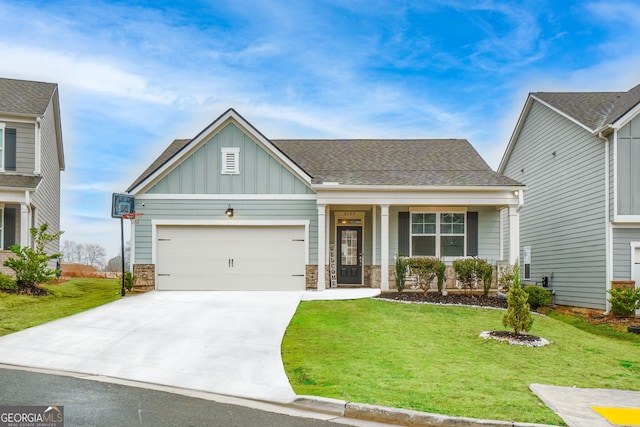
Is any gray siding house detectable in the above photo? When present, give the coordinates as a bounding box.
[127,109,524,291]
[0,78,65,269]
[499,83,640,310]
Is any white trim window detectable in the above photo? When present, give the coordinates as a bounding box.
[221,147,240,174]
[411,212,466,257]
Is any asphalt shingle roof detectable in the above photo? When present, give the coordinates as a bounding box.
[0,77,58,116]
[0,174,42,190]
[533,82,640,131]
[128,136,522,192]
[271,139,522,186]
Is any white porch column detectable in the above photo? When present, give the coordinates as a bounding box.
[380,204,389,291]
[317,204,327,290]
[20,203,30,246]
[372,206,377,265]
[508,206,520,265]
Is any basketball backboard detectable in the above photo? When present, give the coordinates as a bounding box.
[111,193,135,218]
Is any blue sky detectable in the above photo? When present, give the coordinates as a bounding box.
[1,0,639,258]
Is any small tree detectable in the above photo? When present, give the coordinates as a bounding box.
[502,263,533,335]
[3,224,63,287]
[477,259,494,296]
[395,256,407,292]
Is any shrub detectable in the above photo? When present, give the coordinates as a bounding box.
[607,288,640,317]
[502,263,533,335]
[524,286,552,310]
[0,273,16,290]
[3,224,63,287]
[124,271,135,292]
[498,264,514,293]
[395,256,407,292]
[406,257,444,293]
[452,257,494,295]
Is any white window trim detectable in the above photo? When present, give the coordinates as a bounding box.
[221,147,240,175]
[0,205,4,250]
[409,209,467,259]
[523,246,531,280]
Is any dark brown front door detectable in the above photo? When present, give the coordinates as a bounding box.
[337,226,362,285]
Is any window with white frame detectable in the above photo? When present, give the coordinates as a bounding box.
[221,147,240,174]
[411,212,465,257]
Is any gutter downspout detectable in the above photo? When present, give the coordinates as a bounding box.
[598,131,611,314]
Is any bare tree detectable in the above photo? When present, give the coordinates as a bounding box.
[84,243,107,270]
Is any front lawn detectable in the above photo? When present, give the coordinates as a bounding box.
[282,299,640,425]
[0,278,121,336]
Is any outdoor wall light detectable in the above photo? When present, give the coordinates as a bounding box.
[513,190,519,196]
[225,205,234,217]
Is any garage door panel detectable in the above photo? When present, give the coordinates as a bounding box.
[156,225,306,291]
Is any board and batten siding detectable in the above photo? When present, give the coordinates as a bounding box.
[617,114,640,215]
[147,123,313,196]
[133,198,318,264]
[502,100,607,309]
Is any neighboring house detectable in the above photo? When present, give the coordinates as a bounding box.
[499,82,640,310]
[127,108,523,291]
[0,78,65,272]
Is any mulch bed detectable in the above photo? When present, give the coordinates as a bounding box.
[375,291,508,309]
[1,283,48,296]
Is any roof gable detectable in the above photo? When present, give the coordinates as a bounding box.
[0,77,58,117]
[127,109,312,194]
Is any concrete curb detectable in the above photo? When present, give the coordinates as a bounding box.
[290,395,551,427]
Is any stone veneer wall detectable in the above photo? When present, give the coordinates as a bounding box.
[389,265,500,292]
[0,251,15,277]
[133,264,155,292]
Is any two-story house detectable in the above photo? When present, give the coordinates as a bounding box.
[499,83,640,310]
[0,78,65,269]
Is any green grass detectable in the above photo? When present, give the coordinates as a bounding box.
[0,278,121,336]
[282,299,640,425]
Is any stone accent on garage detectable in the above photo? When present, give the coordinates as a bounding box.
[133,264,155,292]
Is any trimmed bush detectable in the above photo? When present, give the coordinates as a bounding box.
[524,286,552,310]
[607,287,640,317]
[395,256,407,292]
[452,257,494,295]
[0,273,16,291]
[498,264,514,293]
[406,257,444,293]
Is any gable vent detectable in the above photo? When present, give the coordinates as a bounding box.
[221,147,240,174]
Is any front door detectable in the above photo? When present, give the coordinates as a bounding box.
[337,226,362,285]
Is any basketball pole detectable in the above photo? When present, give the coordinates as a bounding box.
[120,216,126,297]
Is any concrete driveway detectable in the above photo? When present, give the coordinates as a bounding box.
[0,289,378,403]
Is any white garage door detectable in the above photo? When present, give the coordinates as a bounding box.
[156,225,306,291]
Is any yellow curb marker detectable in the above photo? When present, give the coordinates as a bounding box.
[591,406,640,426]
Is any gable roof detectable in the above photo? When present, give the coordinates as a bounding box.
[531,82,640,132]
[0,77,58,117]
[0,174,42,191]
[272,139,521,187]
[128,109,522,193]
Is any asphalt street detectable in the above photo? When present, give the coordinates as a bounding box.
[0,368,394,427]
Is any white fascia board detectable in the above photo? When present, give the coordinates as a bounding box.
[132,109,312,195]
[136,193,317,200]
[315,189,521,206]
[608,102,640,130]
[311,184,525,192]
[0,190,36,202]
[612,216,640,225]
[0,114,38,123]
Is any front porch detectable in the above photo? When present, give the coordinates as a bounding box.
[310,187,523,291]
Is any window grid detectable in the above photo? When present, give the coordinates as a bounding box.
[411,212,466,257]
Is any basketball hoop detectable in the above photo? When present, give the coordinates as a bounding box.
[122,212,143,220]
